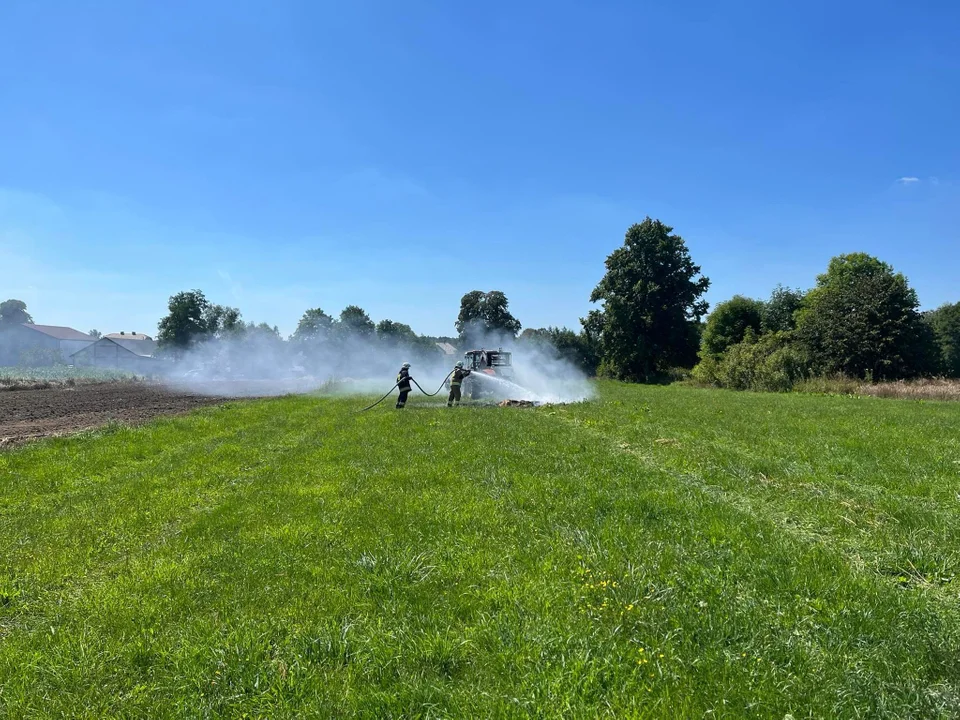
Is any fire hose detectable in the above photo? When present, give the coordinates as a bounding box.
[357,370,455,412]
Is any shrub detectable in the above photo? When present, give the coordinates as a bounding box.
[701,295,765,358]
[692,331,811,392]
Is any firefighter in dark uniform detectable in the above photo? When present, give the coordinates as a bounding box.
[396,362,413,409]
[447,361,472,407]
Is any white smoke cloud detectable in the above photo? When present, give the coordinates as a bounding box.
[162,326,593,406]
[455,329,594,405]
[162,329,452,398]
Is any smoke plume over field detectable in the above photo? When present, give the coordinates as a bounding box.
[164,328,593,405]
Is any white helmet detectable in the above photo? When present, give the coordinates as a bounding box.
[455,361,463,368]
[402,362,411,369]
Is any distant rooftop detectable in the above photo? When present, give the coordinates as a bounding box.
[21,324,93,341]
[105,332,153,341]
[71,337,156,358]
[436,342,457,355]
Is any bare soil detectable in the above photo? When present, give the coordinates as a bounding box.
[0,382,229,448]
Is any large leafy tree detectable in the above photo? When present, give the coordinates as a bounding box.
[926,302,960,377]
[157,290,213,352]
[290,308,337,372]
[455,290,521,346]
[795,253,933,379]
[291,308,335,344]
[700,295,765,359]
[376,319,418,345]
[761,285,805,334]
[0,299,33,326]
[243,322,283,344]
[587,218,710,381]
[203,304,243,339]
[339,305,375,338]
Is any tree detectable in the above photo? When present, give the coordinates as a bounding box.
[926,302,960,377]
[587,218,710,381]
[795,253,933,379]
[0,299,33,326]
[203,304,243,339]
[455,290,521,346]
[88,329,102,339]
[522,326,599,375]
[762,285,805,334]
[244,322,282,342]
[262,322,281,337]
[339,305,375,338]
[157,290,212,353]
[377,319,418,345]
[456,291,484,337]
[700,295,765,358]
[291,308,335,343]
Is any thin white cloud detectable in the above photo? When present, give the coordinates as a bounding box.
[897,177,920,184]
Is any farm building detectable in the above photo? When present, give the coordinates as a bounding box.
[435,342,458,356]
[104,332,158,357]
[71,337,165,375]
[0,323,95,366]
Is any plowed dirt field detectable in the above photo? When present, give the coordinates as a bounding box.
[0,383,227,447]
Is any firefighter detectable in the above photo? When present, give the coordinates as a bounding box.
[396,362,413,409]
[447,361,472,407]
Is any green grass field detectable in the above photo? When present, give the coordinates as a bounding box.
[2,382,960,718]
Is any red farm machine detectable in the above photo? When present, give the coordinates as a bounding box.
[461,348,515,399]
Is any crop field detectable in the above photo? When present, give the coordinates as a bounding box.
[2,382,960,718]
[0,366,140,390]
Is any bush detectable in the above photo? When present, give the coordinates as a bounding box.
[691,355,722,386]
[692,332,811,392]
[701,295,764,358]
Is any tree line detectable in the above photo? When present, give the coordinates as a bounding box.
[691,254,959,390]
[150,290,455,375]
[450,217,959,388]
[4,215,957,385]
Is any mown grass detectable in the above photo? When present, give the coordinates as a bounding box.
[2,382,960,718]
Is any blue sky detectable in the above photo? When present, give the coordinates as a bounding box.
[1,0,957,338]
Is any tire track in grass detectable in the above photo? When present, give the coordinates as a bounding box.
[4,394,960,717]
[1,399,519,715]
[514,407,960,718]
[552,391,960,596]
